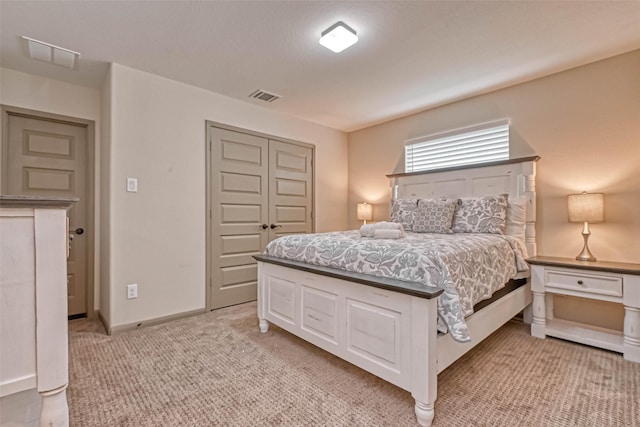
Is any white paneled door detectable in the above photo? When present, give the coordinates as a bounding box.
[208,126,313,310]
[268,140,313,240]
[2,112,89,317]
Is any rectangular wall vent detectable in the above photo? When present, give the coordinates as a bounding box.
[249,89,281,103]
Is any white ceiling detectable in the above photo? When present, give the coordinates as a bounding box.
[1,1,640,132]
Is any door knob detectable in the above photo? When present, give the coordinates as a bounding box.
[74,227,84,235]
[260,224,269,230]
[270,224,282,229]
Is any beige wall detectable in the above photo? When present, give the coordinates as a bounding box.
[0,68,101,123]
[105,64,348,328]
[0,67,103,311]
[348,50,640,330]
[348,50,640,264]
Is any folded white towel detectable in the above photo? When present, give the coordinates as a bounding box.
[359,224,375,237]
[373,229,403,239]
[360,221,405,238]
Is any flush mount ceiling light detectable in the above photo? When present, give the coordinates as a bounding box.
[319,21,358,53]
[22,36,80,69]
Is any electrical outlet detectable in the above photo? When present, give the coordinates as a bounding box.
[127,283,138,299]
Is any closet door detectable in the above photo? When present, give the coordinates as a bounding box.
[268,140,313,240]
[209,128,269,310]
[208,126,314,310]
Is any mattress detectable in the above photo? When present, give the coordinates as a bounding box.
[264,230,529,343]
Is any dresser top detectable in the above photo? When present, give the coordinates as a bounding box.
[527,256,640,276]
[0,195,78,209]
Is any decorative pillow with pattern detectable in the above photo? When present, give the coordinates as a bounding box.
[390,199,419,232]
[414,198,459,233]
[452,194,509,234]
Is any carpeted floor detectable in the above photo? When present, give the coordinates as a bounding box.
[68,302,639,426]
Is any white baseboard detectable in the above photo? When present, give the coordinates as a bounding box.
[103,308,206,335]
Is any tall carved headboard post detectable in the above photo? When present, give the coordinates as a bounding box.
[521,159,537,257]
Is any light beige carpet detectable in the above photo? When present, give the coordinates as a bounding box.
[68,302,639,426]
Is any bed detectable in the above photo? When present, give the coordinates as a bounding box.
[255,156,539,426]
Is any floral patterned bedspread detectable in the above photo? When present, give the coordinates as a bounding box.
[264,231,529,343]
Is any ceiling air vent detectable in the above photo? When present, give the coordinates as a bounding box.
[249,89,281,103]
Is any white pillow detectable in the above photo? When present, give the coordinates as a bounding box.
[505,197,528,242]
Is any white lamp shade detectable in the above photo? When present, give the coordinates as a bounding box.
[356,202,373,221]
[567,192,604,223]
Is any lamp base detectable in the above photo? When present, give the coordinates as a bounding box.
[576,227,596,262]
[576,253,597,262]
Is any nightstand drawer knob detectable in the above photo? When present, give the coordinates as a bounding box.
[577,280,584,285]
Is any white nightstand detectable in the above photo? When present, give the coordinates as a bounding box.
[528,256,640,363]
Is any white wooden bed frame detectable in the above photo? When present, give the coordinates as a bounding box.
[256,157,539,426]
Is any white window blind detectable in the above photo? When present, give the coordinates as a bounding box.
[405,120,509,173]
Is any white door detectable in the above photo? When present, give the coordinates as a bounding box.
[2,113,89,317]
[208,126,313,310]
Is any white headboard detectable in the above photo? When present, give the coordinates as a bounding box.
[387,156,539,256]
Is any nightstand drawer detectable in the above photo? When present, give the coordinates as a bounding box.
[545,270,622,298]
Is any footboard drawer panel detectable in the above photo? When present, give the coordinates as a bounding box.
[301,285,339,345]
[347,300,401,371]
[266,275,296,326]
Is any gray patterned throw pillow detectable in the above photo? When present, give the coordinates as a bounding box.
[414,199,459,233]
[390,199,419,232]
[451,194,509,234]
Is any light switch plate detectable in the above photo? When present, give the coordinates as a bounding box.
[127,177,138,192]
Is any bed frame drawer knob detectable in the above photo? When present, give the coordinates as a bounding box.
[577,280,584,285]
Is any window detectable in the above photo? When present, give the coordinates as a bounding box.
[404,120,509,173]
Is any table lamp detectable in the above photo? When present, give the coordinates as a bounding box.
[567,192,604,262]
[357,202,373,225]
